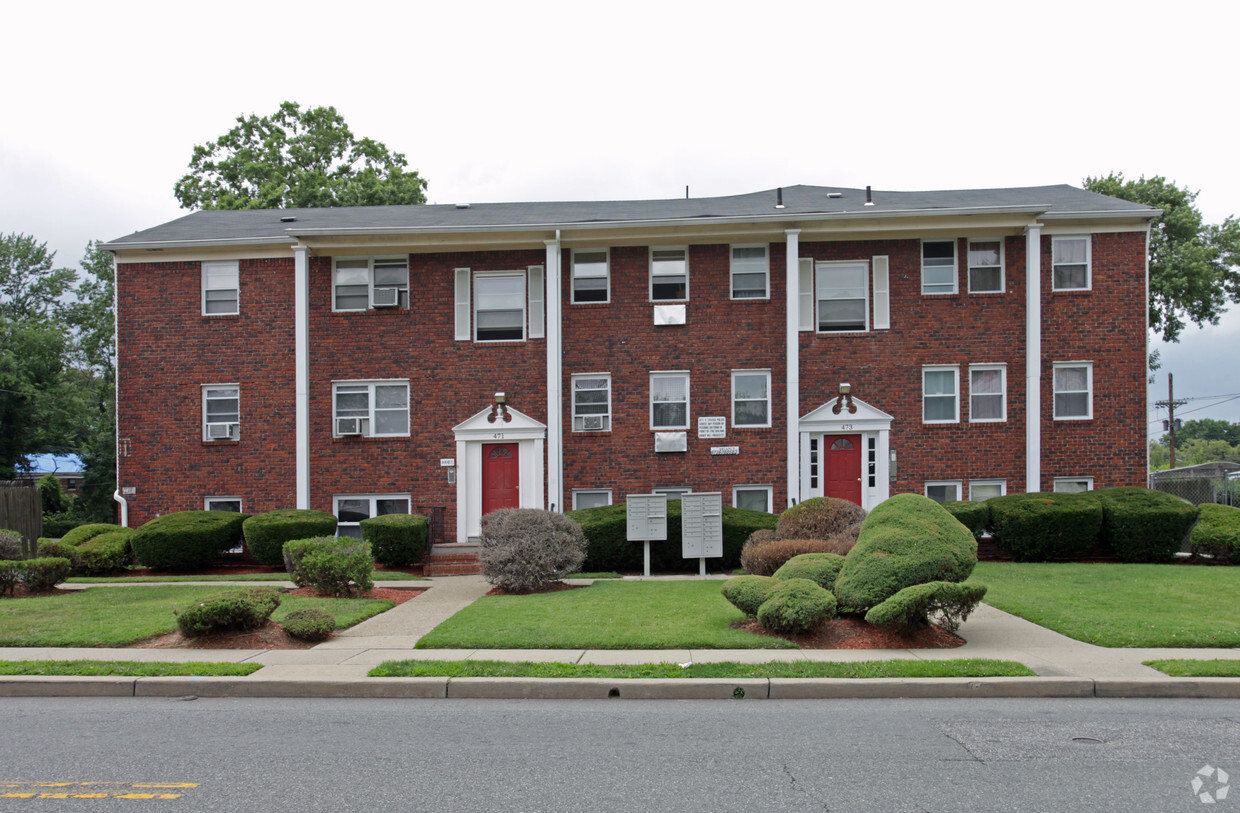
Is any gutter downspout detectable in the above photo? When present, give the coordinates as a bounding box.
[1144,221,1152,477]
[785,229,801,507]
[294,245,310,509]
[111,252,127,526]
[1025,223,1042,492]
[545,232,563,511]
[113,490,128,528]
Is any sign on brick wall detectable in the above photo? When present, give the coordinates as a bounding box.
[698,416,726,439]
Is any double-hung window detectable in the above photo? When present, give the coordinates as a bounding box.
[333,257,409,311]
[1053,362,1093,419]
[202,261,239,315]
[922,240,957,294]
[571,249,609,303]
[923,366,959,423]
[333,381,409,437]
[650,248,688,301]
[968,239,1004,293]
[203,385,240,441]
[815,261,869,332]
[474,272,526,341]
[335,494,410,538]
[572,374,611,432]
[650,372,689,430]
[1052,236,1091,290]
[732,370,771,428]
[969,364,1006,422]
[730,245,769,299]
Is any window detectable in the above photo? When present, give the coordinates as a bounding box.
[733,485,772,513]
[816,261,868,332]
[474,272,526,341]
[650,372,689,430]
[730,245,769,299]
[650,247,688,301]
[925,481,962,503]
[572,489,612,510]
[335,494,410,538]
[333,257,409,311]
[921,239,957,295]
[969,364,1006,422]
[969,480,1005,501]
[732,370,771,428]
[572,374,611,432]
[333,381,409,437]
[1053,477,1094,493]
[572,249,609,304]
[1052,236,1091,291]
[202,385,239,441]
[968,239,1004,293]
[922,366,959,423]
[205,497,242,513]
[1053,362,1093,420]
[202,261,239,315]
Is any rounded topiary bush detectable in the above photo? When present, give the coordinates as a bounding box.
[481,508,587,592]
[775,497,867,542]
[19,557,73,592]
[360,513,429,567]
[176,588,281,636]
[37,539,81,571]
[60,523,125,548]
[282,536,374,596]
[720,574,780,616]
[755,578,837,634]
[1093,487,1200,563]
[1189,503,1240,564]
[988,492,1103,562]
[773,552,847,589]
[864,581,988,635]
[76,530,134,575]
[131,511,248,571]
[281,608,337,642]
[942,500,990,538]
[243,509,338,567]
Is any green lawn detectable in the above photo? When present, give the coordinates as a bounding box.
[974,562,1240,647]
[65,570,424,583]
[416,580,796,649]
[0,586,393,647]
[1143,659,1240,677]
[0,660,263,677]
[370,658,1035,679]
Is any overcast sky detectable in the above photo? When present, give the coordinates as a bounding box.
[3,0,1237,437]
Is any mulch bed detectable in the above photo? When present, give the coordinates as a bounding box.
[734,615,964,649]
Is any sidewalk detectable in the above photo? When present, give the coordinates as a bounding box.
[2,575,1238,699]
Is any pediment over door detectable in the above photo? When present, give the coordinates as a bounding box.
[800,396,894,434]
[453,404,547,441]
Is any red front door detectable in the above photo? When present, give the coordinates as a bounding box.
[481,443,520,516]
[823,434,862,506]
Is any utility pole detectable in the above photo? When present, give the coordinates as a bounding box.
[1155,373,1188,469]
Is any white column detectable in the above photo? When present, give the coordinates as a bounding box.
[1025,224,1042,493]
[785,229,801,507]
[294,245,311,509]
[545,236,563,512]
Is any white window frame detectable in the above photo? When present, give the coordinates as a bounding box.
[572,489,613,510]
[204,497,242,512]
[731,369,771,428]
[332,380,410,438]
[474,271,527,342]
[925,481,962,503]
[921,239,958,295]
[730,244,769,300]
[1053,362,1093,420]
[922,366,960,424]
[650,371,690,430]
[202,384,240,441]
[1052,235,1092,291]
[332,256,410,312]
[968,364,1007,423]
[815,260,870,333]
[967,238,1005,293]
[733,485,773,513]
[571,373,612,432]
[334,494,411,538]
[1053,477,1094,493]
[649,246,689,302]
[968,480,1006,502]
[202,261,239,316]
[571,248,610,304]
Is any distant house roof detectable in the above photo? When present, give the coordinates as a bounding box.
[20,454,84,475]
[1152,461,1240,480]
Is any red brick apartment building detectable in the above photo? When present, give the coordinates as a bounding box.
[105,184,1156,547]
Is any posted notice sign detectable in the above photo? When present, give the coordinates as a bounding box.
[698,416,726,439]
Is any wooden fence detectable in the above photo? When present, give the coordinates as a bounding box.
[0,482,42,556]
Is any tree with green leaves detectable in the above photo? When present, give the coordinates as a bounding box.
[1084,174,1240,343]
[174,102,428,210]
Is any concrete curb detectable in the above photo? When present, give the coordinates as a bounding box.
[767,677,1096,699]
[1094,679,1240,698]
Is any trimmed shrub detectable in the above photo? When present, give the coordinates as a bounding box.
[1189,503,1240,564]
[176,588,281,637]
[720,574,780,616]
[988,492,1103,562]
[0,529,21,560]
[281,608,337,642]
[480,508,587,592]
[1094,487,1200,563]
[865,581,988,635]
[37,540,81,571]
[834,494,977,612]
[942,501,990,538]
[61,523,125,548]
[741,535,855,576]
[0,561,22,596]
[19,557,72,592]
[243,509,338,567]
[361,513,429,568]
[773,552,847,589]
[283,536,374,597]
[775,497,867,541]
[756,578,837,634]
[76,530,134,575]
[131,511,248,571]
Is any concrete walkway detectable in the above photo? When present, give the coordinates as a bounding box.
[2,575,1238,699]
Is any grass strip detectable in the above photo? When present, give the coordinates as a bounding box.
[0,660,263,677]
[1143,659,1240,677]
[370,658,1035,679]
[564,572,623,580]
[65,570,425,583]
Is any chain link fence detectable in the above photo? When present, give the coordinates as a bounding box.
[1149,472,1240,507]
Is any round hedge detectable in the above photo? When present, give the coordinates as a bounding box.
[131,511,248,572]
[773,552,846,589]
[720,574,780,616]
[36,539,81,570]
[60,523,126,548]
[775,497,866,541]
[1093,487,1199,563]
[281,608,337,642]
[1189,503,1240,564]
[360,513,429,567]
[756,578,837,634]
[77,530,134,575]
[243,509,338,567]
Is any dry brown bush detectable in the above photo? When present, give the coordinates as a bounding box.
[740,535,857,576]
[775,497,867,541]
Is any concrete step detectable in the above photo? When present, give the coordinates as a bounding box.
[425,552,482,577]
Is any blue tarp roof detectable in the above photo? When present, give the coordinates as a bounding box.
[22,454,84,474]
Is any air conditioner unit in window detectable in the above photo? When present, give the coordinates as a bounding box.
[582,415,606,431]
[372,287,400,307]
[206,422,237,440]
[336,417,365,436]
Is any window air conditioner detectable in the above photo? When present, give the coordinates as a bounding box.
[206,422,236,440]
[372,287,400,307]
[336,417,365,436]
[582,415,605,431]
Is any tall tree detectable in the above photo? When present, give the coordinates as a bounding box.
[1159,418,1240,446]
[1084,174,1240,343]
[174,102,428,210]
[0,232,76,321]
